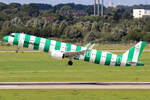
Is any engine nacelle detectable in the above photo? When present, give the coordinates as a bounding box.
[50,51,65,60]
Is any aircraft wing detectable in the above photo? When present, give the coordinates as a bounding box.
[63,50,87,58]
[63,44,95,58]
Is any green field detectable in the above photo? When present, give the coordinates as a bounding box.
[0,90,149,100]
[0,45,31,51]
[0,46,150,99]
[0,51,149,82]
[94,43,150,50]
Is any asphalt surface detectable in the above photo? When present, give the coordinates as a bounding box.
[0,82,150,89]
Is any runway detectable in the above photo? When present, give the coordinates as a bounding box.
[0,82,150,89]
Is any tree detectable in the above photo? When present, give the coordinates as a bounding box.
[124,29,144,41]
[21,4,39,17]
[143,32,150,42]
[65,26,83,40]
[0,2,7,10]
[143,18,150,32]
[85,6,93,15]
[61,6,72,11]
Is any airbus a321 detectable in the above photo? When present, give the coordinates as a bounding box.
[3,33,146,66]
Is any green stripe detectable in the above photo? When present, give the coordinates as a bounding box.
[105,53,112,65]
[115,55,122,66]
[66,43,71,51]
[13,33,20,45]
[55,41,61,50]
[84,50,92,62]
[34,37,41,50]
[76,46,81,51]
[127,46,135,61]
[23,34,31,48]
[94,50,102,64]
[138,42,146,58]
[44,39,51,52]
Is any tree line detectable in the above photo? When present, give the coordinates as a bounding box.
[0,2,150,42]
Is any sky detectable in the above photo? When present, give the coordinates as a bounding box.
[0,0,150,6]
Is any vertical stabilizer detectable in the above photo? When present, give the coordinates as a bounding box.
[121,41,146,66]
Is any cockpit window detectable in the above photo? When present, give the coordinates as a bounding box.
[10,33,15,37]
[11,33,15,35]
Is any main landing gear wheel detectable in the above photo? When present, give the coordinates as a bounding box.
[68,61,73,66]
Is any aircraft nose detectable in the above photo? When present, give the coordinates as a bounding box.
[3,36,9,42]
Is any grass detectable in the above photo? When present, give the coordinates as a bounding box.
[94,43,150,50]
[0,46,150,99]
[0,90,149,100]
[0,45,31,51]
[0,51,149,82]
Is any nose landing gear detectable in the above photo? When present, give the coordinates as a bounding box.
[16,46,24,53]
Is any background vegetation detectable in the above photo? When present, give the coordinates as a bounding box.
[0,2,150,42]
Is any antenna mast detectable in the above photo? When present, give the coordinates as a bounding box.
[109,0,113,7]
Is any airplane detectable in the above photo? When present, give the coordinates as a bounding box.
[3,33,146,66]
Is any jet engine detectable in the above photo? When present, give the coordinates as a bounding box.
[50,51,65,60]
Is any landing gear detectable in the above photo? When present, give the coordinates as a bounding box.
[68,60,73,66]
[16,47,24,53]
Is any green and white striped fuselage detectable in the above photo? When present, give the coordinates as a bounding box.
[4,33,146,66]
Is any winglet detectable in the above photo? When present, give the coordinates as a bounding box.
[85,43,95,50]
[88,44,95,50]
[85,43,91,48]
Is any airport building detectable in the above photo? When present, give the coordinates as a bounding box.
[133,9,150,18]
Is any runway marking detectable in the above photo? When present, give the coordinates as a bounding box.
[0,82,150,89]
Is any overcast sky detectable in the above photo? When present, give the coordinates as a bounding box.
[0,0,150,6]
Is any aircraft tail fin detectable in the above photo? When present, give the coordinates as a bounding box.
[123,41,146,63]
